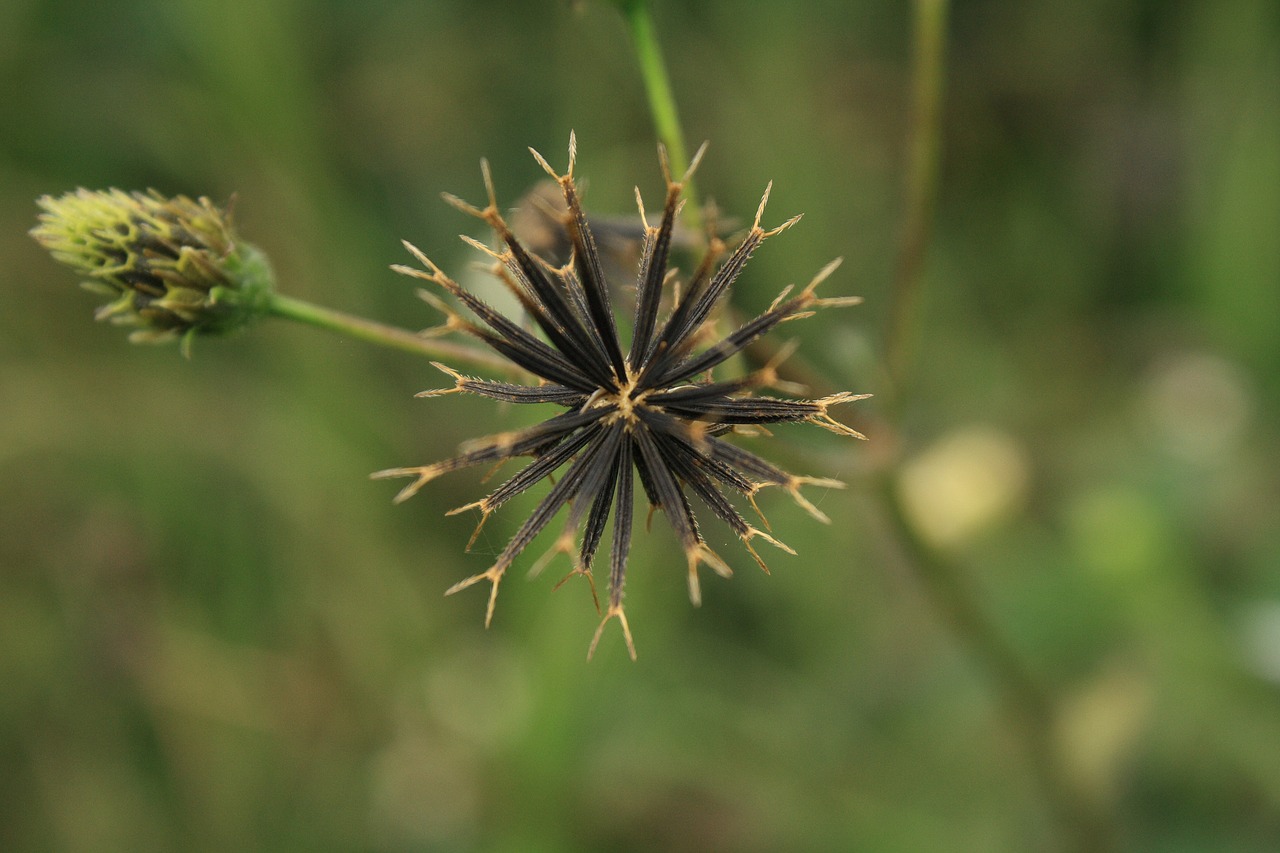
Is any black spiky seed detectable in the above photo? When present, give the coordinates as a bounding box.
[373,135,868,659]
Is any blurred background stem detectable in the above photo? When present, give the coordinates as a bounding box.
[878,477,1117,851]
[264,292,508,371]
[884,0,948,397]
[617,0,702,232]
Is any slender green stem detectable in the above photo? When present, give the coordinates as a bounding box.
[884,0,949,394]
[618,0,702,233]
[264,292,509,372]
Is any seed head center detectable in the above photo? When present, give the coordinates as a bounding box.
[600,375,647,426]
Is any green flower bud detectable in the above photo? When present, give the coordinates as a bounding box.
[31,189,274,352]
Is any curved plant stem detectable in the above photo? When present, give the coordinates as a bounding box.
[884,0,949,395]
[617,0,702,232]
[264,292,509,372]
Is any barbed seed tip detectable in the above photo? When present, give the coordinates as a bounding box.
[588,605,636,660]
[753,181,773,228]
[683,141,710,184]
[529,145,557,180]
[479,158,499,210]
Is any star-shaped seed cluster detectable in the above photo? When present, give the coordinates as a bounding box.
[375,136,866,658]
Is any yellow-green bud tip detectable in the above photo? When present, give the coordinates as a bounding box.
[31,189,275,349]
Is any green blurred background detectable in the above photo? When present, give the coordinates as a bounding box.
[4,0,1280,850]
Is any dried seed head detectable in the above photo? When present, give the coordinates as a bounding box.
[377,136,868,658]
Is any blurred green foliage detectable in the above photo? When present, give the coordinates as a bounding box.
[3,0,1280,851]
